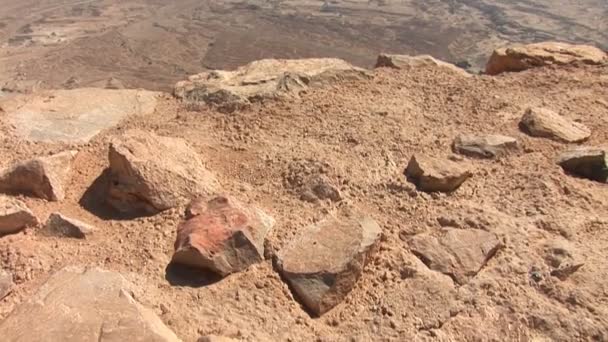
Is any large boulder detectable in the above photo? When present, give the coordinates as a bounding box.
[376,54,472,77]
[174,58,369,112]
[45,212,95,239]
[557,146,608,182]
[486,42,608,75]
[0,195,38,235]
[452,134,518,159]
[405,155,472,193]
[107,130,220,215]
[172,196,274,277]
[0,269,13,300]
[0,151,77,201]
[520,107,591,143]
[276,211,381,316]
[0,266,180,341]
[0,89,159,144]
[409,229,502,285]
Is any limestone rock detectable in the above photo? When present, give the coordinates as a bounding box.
[452,134,518,158]
[0,269,13,300]
[174,58,369,112]
[0,88,158,143]
[107,130,220,215]
[45,212,95,239]
[557,146,608,182]
[172,196,274,276]
[277,211,381,316]
[405,155,472,193]
[409,229,502,285]
[0,195,38,235]
[0,266,180,341]
[0,150,77,201]
[486,42,608,75]
[520,107,591,143]
[376,54,472,77]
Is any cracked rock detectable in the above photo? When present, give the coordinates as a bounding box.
[519,107,591,143]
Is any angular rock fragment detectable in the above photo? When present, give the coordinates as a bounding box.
[0,266,180,341]
[198,336,238,342]
[277,211,381,316]
[520,107,591,143]
[174,58,369,112]
[0,195,38,235]
[45,212,95,239]
[107,129,220,215]
[486,42,608,75]
[452,134,518,158]
[544,240,584,281]
[299,175,342,203]
[172,196,274,276]
[376,54,472,77]
[409,229,502,285]
[557,146,608,182]
[0,151,77,201]
[0,269,13,300]
[405,155,472,193]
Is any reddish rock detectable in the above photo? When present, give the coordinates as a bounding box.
[0,150,77,201]
[405,155,472,193]
[0,195,39,235]
[277,211,381,316]
[45,213,95,239]
[172,196,275,276]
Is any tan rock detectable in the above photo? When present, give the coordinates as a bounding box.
[45,212,95,239]
[107,130,220,215]
[452,134,518,158]
[520,107,591,143]
[174,58,369,112]
[486,42,608,75]
[0,195,39,235]
[0,266,180,341]
[0,150,77,201]
[405,155,472,193]
[277,211,381,316]
[0,269,13,300]
[557,146,608,182]
[172,196,274,276]
[197,335,238,342]
[409,229,502,285]
[0,88,158,143]
[376,54,472,77]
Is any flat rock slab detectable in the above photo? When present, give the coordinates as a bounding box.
[0,266,180,342]
[174,58,369,112]
[45,212,95,238]
[0,269,13,300]
[558,146,608,182]
[277,211,381,316]
[520,107,591,143]
[409,229,502,285]
[376,54,471,77]
[0,195,38,235]
[486,42,608,75]
[452,134,518,158]
[0,150,77,201]
[172,196,275,276]
[405,155,472,193]
[107,129,220,215]
[1,88,158,144]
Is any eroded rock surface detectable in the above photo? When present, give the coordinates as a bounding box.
[107,130,220,215]
[277,211,381,316]
[558,146,608,182]
[0,195,38,235]
[486,42,608,75]
[0,266,180,342]
[452,134,518,158]
[520,107,591,143]
[0,269,13,300]
[376,54,472,77]
[405,155,472,193]
[45,212,95,239]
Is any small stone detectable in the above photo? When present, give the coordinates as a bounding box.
[0,151,77,201]
[0,195,38,235]
[409,229,502,285]
[277,210,381,316]
[198,336,238,342]
[172,196,275,276]
[557,146,608,182]
[405,155,472,193]
[0,269,13,300]
[519,107,591,143]
[45,213,94,239]
[452,134,518,158]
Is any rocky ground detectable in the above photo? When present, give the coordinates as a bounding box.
[0,44,608,341]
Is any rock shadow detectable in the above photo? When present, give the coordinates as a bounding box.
[164,263,222,288]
